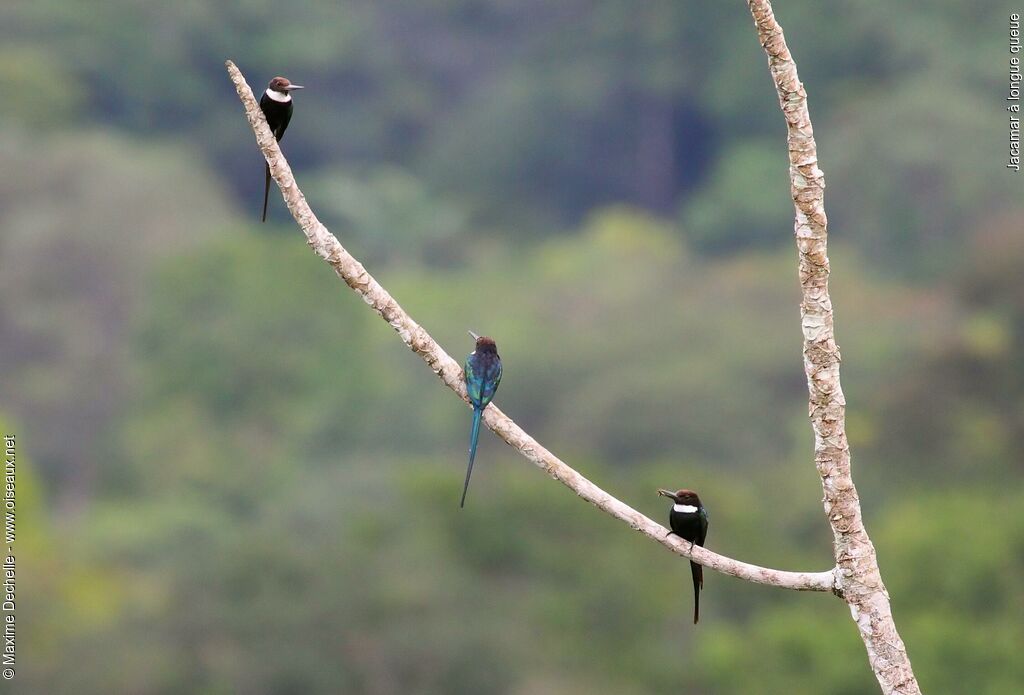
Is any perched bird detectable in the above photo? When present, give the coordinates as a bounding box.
[461,331,502,508]
[258,76,304,222]
[658,488,709,623]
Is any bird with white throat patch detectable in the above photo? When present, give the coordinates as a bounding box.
[258,75,303,222]
[657,488,710,624]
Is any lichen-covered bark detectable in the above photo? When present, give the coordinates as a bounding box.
[226,60,835,593]
[745,3,921,693]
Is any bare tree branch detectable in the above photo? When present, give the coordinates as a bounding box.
[746,2,921,693]
[226,59,836,593]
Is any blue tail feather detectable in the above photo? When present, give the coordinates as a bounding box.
[460,407,483,508]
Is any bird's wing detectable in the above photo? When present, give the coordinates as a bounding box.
[465,355,483,404]
[480,359,502,405]
[275,106,293,142]
[697,509,709,546]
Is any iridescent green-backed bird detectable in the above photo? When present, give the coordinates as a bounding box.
[460,331,502,508]
[657,488,710,623]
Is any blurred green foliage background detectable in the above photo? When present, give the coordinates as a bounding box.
[2,0,1023,692]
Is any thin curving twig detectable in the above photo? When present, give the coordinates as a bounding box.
[225,59,836,594]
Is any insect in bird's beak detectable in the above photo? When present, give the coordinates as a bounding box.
[657,489,677,500]
[468,330,480,340]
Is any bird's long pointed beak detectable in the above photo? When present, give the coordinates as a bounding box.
[468,330,480,340]
[287,85,304,90]
[657,489,677,500]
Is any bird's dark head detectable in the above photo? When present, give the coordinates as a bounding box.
[658,488,702,507]
[268,76,304,94]
[468,331,498,354]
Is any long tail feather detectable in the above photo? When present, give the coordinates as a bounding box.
[460,407,483,508]
[690,561,702,624]
[261,162,271,222]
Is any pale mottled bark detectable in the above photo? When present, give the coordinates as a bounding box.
[226,59,835,593]
[746,2,921,693]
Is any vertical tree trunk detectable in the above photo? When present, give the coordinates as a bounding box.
[745,2,921,693]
